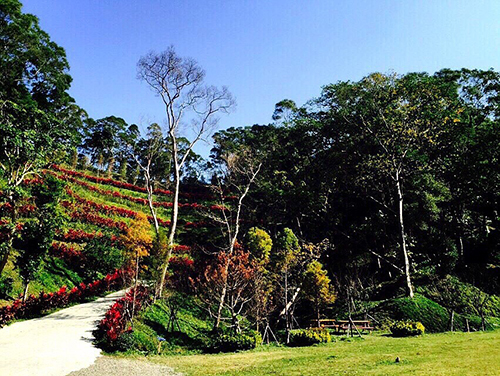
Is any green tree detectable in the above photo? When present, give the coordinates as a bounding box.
[302,260,336,326]
[14,175,65,300]
[82,116,128,174]
[0,0,80,275]
[81,238,124,281]
[246,227,273,264]
[274,228,300,343]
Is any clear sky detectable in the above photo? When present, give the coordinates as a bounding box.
[22,0,500,157]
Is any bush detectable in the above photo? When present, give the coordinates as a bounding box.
[288,328,331,347]
[418,275,500,317]
[0,276,13,298]
[389,320,425,337]
[115,321,158,353]
[208,330,261,353]
[377,294,449,332]
[82,238,124,281]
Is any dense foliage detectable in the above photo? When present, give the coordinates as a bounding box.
[211,69,500,298]
[1,0,499,357]
[389,321,425,337]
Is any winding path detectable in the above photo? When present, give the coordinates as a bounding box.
[0,290,125,376]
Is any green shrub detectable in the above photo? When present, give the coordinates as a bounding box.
[114,321,158,353]
[452,313,500,332]
[378,294,449,332]
[0,276,13,298]
[208,330,261,353]
[389,320,425,337]
[288,328,331,347]
[417,276,500,317]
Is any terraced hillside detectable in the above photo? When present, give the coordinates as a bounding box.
[0,164,217,308]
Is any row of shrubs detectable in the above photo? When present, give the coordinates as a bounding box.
[93,285,151,350]
[206,330,262,352]
[51,164,214,200]
[286,322,424,347]
[0,269,131,327]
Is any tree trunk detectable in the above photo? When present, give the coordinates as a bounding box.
[23,281,30,302]
[230,302,241,334]
[285,271,290,344]
[157,170,181,299]
[131,254,139,324]
[213,255,231,331]
[450,310,454,332]
[395,171,414,298]
[132,165,140,185]
[107,156,115,178]
[459,236,464,261]
[316,300,320,328]
[146,177,159,237]
[168,171,180,247]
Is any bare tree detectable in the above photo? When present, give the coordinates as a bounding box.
[137,46,235,298]
[206,149,262,330]
[131,124,164,238]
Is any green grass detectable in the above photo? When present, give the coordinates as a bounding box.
[140,330,500,376]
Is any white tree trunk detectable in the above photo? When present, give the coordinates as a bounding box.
[395,170,414,298]
[157,155,181,299]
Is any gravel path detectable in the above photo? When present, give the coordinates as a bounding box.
[68,356,181,376]
[0,290,125,376]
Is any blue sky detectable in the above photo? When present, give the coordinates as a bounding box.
[22,0,500,157]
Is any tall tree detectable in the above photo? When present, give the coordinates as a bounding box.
[137,46,234,297]
[315,72,459,297]
[83,116,128,174]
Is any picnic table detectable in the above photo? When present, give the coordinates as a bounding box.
[310,319,374,334]
[336,319,374,334]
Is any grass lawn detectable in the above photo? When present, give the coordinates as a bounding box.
[141,330,500,375]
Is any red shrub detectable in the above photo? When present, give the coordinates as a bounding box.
[95,285,150,345]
